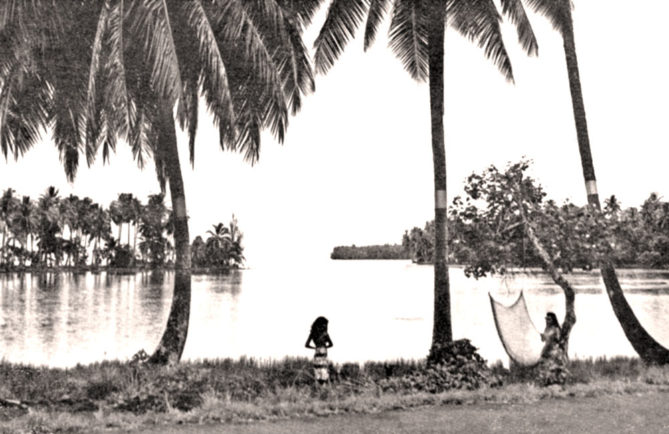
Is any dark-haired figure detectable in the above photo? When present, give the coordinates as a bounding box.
[541,312,562,359]
[305,316,333,385]
[537,312,569,385]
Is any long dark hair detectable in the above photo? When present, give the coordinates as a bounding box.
[545,312,561,330]
[309,316,329,340]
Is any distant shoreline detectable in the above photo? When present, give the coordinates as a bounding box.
[0,265,242,275]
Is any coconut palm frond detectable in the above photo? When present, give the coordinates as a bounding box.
[499,0,538,56]
[313,0,369,74]
[364,0,391,51]
[0,69,51,160]
[447,0,513,82]
[524,0,572,36]
[127,0,183,106]
[278,0,324,30]
[210,1,291,159]
[183,0,235,154]
[274,12,314,115]
[105,0,130,139]
[85,1,110,157]
[388,0,429,82]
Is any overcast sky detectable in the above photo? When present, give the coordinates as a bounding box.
[1,1,667,267]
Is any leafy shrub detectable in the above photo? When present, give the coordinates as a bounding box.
[378,340,501,393]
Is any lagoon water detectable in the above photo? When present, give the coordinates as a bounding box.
[1,261,669,367]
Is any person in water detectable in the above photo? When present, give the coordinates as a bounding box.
[305,316,333,385]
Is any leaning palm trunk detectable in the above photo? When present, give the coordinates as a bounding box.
[428,1,452,346]
[562,14,669,363]
[148,104,191,366]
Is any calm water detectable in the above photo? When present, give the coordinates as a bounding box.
[1,261,669,367]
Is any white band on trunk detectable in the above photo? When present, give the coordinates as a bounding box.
[435,190,447,209]
[174,197,187,219]
[585,180,598,196]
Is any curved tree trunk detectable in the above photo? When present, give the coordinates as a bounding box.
[516,192,575,350]
[148,104,192,366]
[562,12,669,363]
[428,1,452,346]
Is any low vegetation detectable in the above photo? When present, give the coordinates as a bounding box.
[330,244,409,260]
[1,348,669,433]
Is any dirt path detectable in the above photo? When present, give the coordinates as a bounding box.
[107,392,669,434]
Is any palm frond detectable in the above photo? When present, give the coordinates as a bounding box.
[276,14,315,115]
[182,0,235,156]
[447,0,513,82]
[364,0,391,51]
[85,1,110,161]
[277,0,324,30]
[499,0,538,56]
[523,0,572,36]
[0,67,51,160]
[127,0,183,106]
[105,0,130,139]
[313,0,369,74]
[388,0,429,82]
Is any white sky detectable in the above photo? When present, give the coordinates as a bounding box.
[1,1,668,267]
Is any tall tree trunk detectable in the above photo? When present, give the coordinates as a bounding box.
[148,103,192,366]
[562,11,669,363]
[133,222,138,262]
[428,1,452,346]
[118,223,122,245]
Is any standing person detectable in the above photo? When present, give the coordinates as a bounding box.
[305,316,333,385]
[537,312,569,385]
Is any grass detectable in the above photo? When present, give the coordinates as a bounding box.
[1,356,669,433]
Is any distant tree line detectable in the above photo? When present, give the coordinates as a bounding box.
[403,189,669,270]
[330,244,409,260]
[0,187,244,271]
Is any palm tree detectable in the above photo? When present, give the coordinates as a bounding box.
[206,222,231,267]
[88,203,111,267]
[12,196,39,266]
[526,0,669,363]
[109,196,124,244]
[311,0,538,347]
[0,188,18,265]
[1,1,314,364]
[36,186,62,267]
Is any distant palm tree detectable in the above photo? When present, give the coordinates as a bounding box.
[1,1,314,364]
[311,0,538,347]
[0,188,18,263]
[36,186,62,266]
[526,0,669,363]
[88,204,111,267]
[13,196,39,266]
[109,196,125,244]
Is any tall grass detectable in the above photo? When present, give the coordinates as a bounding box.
[1,356,669,433]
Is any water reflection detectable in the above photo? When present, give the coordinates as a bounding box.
[0,264,667,367]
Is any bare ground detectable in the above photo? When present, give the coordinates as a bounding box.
[104,391,669,434]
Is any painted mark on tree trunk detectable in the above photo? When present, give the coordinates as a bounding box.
[435,190,447,209]
[585,180,598,197]
[174,197,187,219]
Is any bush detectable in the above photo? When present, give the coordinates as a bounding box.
[377,340,501,393]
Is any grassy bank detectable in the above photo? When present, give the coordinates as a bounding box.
[1,356,669,433]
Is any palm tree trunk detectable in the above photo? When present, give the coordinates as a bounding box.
[428,1,452,346]
[148,102,192,366]
[562,14,669,363]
